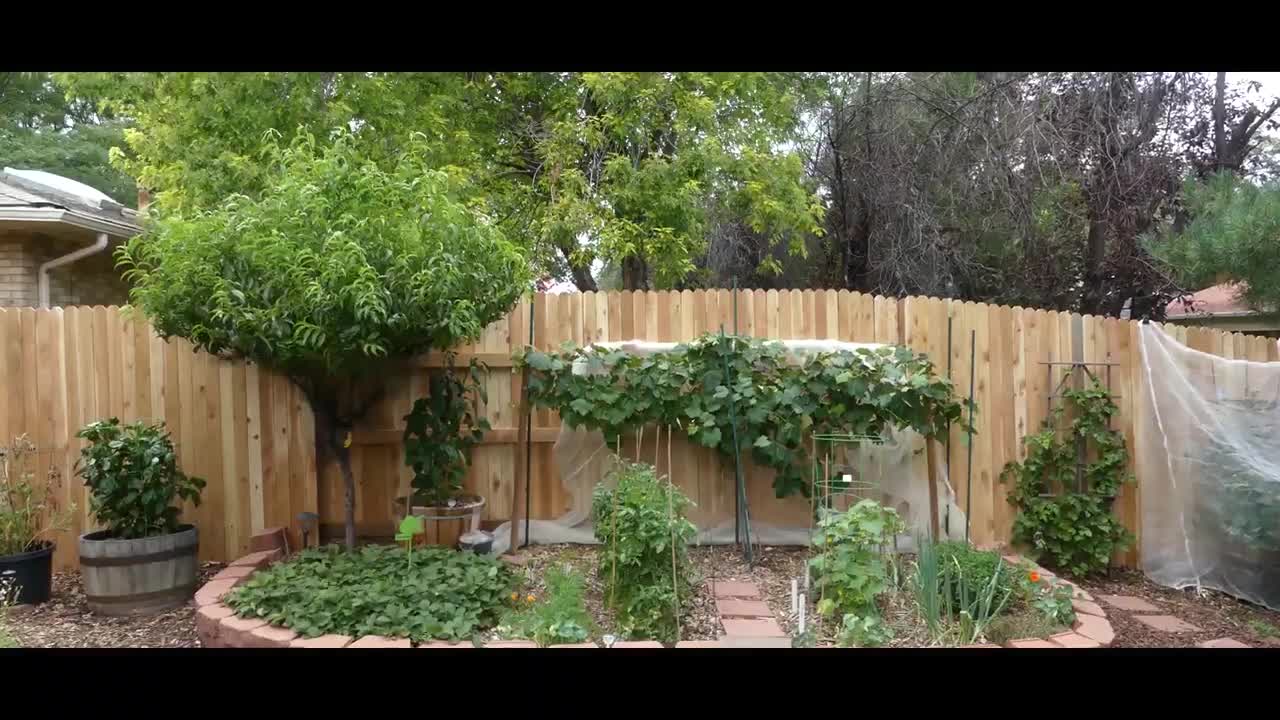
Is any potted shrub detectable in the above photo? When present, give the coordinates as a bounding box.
[397,357,489,548]
[75,419,206,616]
[0,435,73,605]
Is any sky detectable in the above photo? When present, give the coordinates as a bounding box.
[1218,72,1280,99]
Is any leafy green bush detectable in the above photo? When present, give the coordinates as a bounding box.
[810,499,904,617]
[519,335,966,498]
[592,461,697,644]
[226,545,515,642]
[837,613,894,647]
[403,357,489,508]
[933,542,1018,611]
[75,419,204,539]
[1002,379,1132,576]
[500,564,596,647]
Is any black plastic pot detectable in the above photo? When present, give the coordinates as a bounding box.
[0,541,54,606]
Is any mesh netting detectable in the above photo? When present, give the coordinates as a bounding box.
[491,339,967,554]
[1137,324,1280,610]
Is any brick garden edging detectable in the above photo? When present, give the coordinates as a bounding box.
[798,552,1114,649]
[194,533,1111,649]
[984,554,1114,649]
[195,531,705,649]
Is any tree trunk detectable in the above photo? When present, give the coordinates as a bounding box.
[622,255,648,291]
[1081,209,1108,315]
[314,406,357,552]
[1213,71,1227,175]
[296,377,383,553]
[558,241,598,292]
[335,438,356,552]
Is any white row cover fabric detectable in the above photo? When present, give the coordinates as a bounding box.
[1137,324,1280,610]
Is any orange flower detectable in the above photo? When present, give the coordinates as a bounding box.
[510,592,519,601]
[1028,571,1041,584]
[525,594,536,604]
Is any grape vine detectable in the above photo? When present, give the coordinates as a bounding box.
[516,333,967,498]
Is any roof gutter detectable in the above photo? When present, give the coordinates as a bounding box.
[39,232,109,308]
[0,206,140,237]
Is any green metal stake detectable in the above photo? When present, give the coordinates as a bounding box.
[964,329,976,545]
[720,325,752,565]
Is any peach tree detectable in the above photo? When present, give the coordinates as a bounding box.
[118,130,528,550]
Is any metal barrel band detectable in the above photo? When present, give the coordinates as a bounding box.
[78,544,198,567]
[84,582,198,605]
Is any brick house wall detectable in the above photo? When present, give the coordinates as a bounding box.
[0,231,130,308]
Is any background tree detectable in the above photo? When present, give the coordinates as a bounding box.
[59,71,824,292]
[1149,173,1280,314]
[117,131,529,550]
[0,72,136,205]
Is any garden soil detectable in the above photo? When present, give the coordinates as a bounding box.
[2,562,223,648]
[1075,569,1280,648]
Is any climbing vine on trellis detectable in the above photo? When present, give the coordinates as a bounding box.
[1001,378,1133,577]
[516,333,967,498]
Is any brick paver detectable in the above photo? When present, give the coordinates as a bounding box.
[1098,594,1160,612]
[1197,638,1250,648]
[711,580,761,599]
[716,598,773,618]
[1132,615,1202,633]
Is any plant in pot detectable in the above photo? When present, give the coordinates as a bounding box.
[0,435,74,606]
[75,418,206,616]
[399,356,489,548]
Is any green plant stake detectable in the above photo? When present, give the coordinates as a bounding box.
[395,516,424,569]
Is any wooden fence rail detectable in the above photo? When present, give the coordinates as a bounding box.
[3,292,1276,570]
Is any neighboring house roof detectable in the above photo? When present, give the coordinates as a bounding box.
[0,167,141,239]
[1165,282,1265,320]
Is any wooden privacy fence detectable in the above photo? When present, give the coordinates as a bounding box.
[3,292,1277,570]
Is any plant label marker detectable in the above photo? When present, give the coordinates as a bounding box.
[798,594,806,634]
[791,579,799,615]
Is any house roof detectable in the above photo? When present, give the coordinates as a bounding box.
[1165,282,1260,319]
[0,167,141,239]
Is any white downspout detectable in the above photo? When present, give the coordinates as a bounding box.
[38,232,109,309]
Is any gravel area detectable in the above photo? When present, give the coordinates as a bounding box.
[1,562,224,648]
[1074,569,1280,648]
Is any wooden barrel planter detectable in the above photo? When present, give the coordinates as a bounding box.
[78,524,199,616]
[394,495,485,549]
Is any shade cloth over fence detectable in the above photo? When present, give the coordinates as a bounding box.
[1138,324,1280,610]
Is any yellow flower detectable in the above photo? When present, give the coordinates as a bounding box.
[526,594,536,604]
[510,592,519,601]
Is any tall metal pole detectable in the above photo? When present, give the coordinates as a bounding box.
[732,279,740,546]
[523,295,535,548]
[945,313,953,536]
[964,329,976,545]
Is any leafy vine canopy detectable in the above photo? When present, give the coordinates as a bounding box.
[516,333,967,498]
